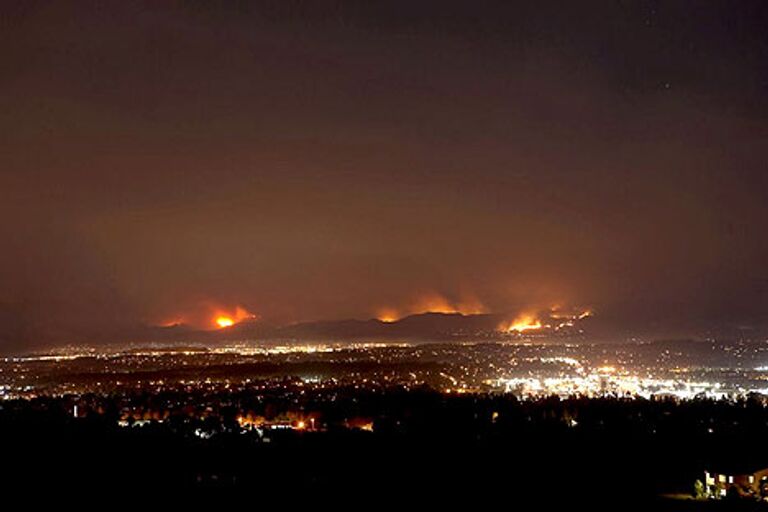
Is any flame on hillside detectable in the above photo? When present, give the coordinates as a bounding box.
[498,307,593,334]
[212,306,257,329]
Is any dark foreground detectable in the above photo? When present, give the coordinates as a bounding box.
[2,389,768,509]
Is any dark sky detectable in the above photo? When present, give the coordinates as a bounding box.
[2,1,768,350]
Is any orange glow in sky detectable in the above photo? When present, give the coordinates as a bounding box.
[376,292,487,322]
[412,293,459,315]
[377,308,399,323]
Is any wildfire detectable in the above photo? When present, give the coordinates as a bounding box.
[159,317,184,328]
[212,306,256,329]
[376,292,487,321]
[411,293,458,315]
[216,316,234,328]
[499,307,593,334]
[376,308,399,323]
[504,315,544,333]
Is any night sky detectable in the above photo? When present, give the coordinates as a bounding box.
[2,1,768,351]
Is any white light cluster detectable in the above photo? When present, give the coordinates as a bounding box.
[498,373,730,399]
